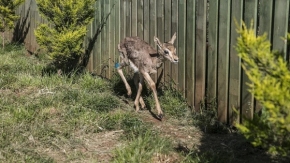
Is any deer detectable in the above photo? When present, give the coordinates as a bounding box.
[115,32,178,120]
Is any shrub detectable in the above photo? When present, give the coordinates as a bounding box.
[35,0,96,72]
[0,0,24,48]
[235,21,290,156]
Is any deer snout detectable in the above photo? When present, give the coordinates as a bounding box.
[172,56,179,63]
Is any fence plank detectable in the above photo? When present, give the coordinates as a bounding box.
[95,0,102,74]
[137,0,144,38]
[108,0,116,78]
[126,0,132,37]
[272,0,289,58]
[207,0,218,107]
[157,0,165,84]
[171,0,179,88]
[143,0,149,42]
[194,0,207,111]
[114,0,120,65]
[149,0,157,81]
[164,0,172,83]
[186,0,195,107]
[178,0,186,96]
[217,0,231,123]
[25,0,32,51]
[132,0,137,36]
[229,0,243,125]
[242,0,258,121]
[92,1,98,73]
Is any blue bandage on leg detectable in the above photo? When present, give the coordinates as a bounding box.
[115,63,120,69]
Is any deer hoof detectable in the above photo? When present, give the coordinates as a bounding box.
[157,114,163,120]
[127,92,132,98]
[141,105,146,110]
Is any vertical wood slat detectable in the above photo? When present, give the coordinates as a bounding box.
[229,0,243,125]
[217,0,231,123]
[96,0,102,75]
[241,0,258,121]
[120,0,126,41]
[143,0,149,42]
[86,15,93,71]
[178,0,186,96]
[92,1,97,72]
[164,0,172,83]
[126,0,132,37]
[100,0,106,77]
[104,0,110,78]
[132,0,137,36]
[114,0,120,64]
[157,0,165,84]
[272,0,289,58]
[25,0,31,51]
[186,0,195,107]
[137,0,144,39]
[171,0,179,88]
[149,0,157,82]
[207,0,218,107]
[194,0,207,111]
[109,0,116,78]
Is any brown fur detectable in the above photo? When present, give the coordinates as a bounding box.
[116,33,178,120]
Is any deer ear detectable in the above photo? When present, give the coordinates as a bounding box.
[168,32,176,44]
[154,36,162,49]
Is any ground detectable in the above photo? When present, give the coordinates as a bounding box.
[1,46,289,163]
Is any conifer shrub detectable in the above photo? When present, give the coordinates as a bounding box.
[235,22,290,157]
[0,0,24,48]
[35,0,96,73]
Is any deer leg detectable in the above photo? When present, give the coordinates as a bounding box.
[142,72,163,119]
[134,74,144,112]
[133,72,146,109]
[117,66,132,97]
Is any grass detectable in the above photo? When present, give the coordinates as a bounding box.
[148,81,190,119]
[0,44,179,162]
[0,44,124,162]
[1,44,281,163]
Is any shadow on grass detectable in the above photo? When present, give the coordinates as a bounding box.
[178,99,290,163]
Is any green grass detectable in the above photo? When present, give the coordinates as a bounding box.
[0,44,178,162]
[0,45,124,162]
[1,44,270,163]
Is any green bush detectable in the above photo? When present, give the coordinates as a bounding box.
[35,0,96,72]
[0,0,24,48]
[235,22,290,156]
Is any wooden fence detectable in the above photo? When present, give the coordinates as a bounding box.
[12,0,290,124]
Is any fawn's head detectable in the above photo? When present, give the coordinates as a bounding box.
[154,32,178,63]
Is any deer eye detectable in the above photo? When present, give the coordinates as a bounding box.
[164,50,169,55]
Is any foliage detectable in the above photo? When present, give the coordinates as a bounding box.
[0,0,24,47]
[0,0,23,32]
[235,21,290,156]
[35,0,96,72]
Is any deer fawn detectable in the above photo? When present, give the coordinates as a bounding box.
[116,33,178,120]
